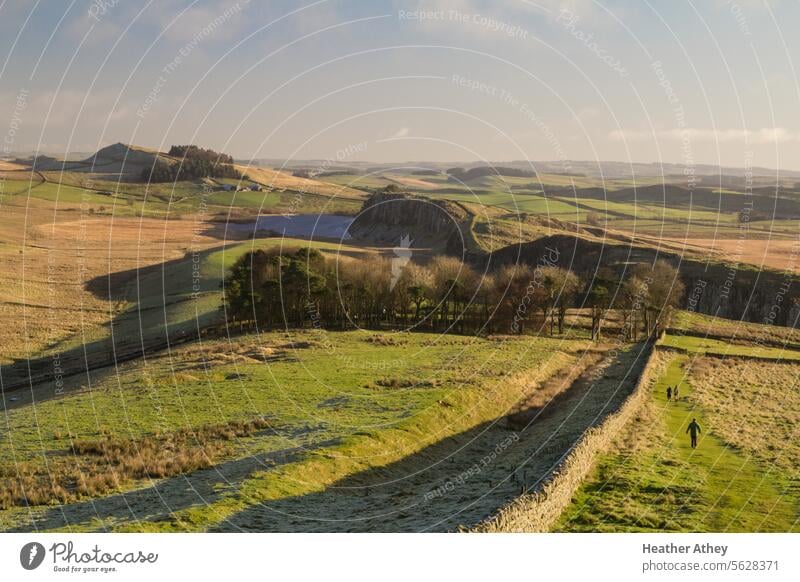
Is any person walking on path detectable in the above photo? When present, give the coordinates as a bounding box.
[674,385,680,401]
[666,386,672,401]
[686,418,702,448]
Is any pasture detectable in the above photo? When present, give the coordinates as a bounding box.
[0,331,584,531]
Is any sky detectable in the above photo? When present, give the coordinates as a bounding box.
[1,0,799,170]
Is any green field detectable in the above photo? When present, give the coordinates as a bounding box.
[661,333,800,360]
[2,179,118,206]
[426,190,584,218]
[557,352,799,531]
[0,174,361,218]
[561,196,740,224]
[0,331,580,532]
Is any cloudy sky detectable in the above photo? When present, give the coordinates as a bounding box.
[1,0,799,169]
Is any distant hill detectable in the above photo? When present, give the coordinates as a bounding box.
[85,142,163,167]
[446,166,536,183]
[28,142,166,176]
[41,142,243,183]
[247,158,800,183]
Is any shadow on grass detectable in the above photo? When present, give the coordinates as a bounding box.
[6,438,341,533]
[209,344,651,532]
[0,246,228,407]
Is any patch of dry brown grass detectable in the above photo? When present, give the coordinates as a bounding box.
[662,237,800,274]
[0,161,30,172]
[675,312,800,348]
[363,334,407,346]
[0,417,272,509]
[687,356,800,472]
[0,204,223,363]
[236,166,365,200]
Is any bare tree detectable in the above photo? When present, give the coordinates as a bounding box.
[546,267,581,335]
[634,260,684,338]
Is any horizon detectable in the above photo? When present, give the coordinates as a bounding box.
[5,142,798,177]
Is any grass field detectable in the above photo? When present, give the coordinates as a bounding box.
[557,352,799,531]
[1,173,363,218]
[315,172,394,190]
[0,167,364,365]
[672,311,800,347]
[0,203,225,364]
[425,190,585,219]
[688,357,800,475]
[661,334,800,360]
[0,331,584,532]
[561,196,740,225]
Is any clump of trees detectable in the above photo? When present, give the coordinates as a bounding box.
[168,145,235,164]
[141,145,241,182]
[221,247,683,340]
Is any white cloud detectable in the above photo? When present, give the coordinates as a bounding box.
[140,0,252,44]
[609,127,800,144]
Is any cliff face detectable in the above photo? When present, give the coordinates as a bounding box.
[488,234,799,328]
[679,264,799,327]
[351,192,799,328]
[349,192,474,254]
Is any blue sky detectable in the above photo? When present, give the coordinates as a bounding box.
[1,0,799,169]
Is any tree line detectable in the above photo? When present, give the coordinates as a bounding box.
[221,247,684,340]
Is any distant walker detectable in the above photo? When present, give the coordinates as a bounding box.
[686,418,702,448]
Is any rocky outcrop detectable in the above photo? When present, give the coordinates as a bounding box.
[349,191,477,254]
[487,233,800,328]
[351,191,798,329]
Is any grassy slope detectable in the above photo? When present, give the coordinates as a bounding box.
[426,191,582,218]
[0,331,580,531]
[556,352,798,532]
[137,335,577,532]
[661,334,800,360]
[42,237,373,355]
[673,310,800,346]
